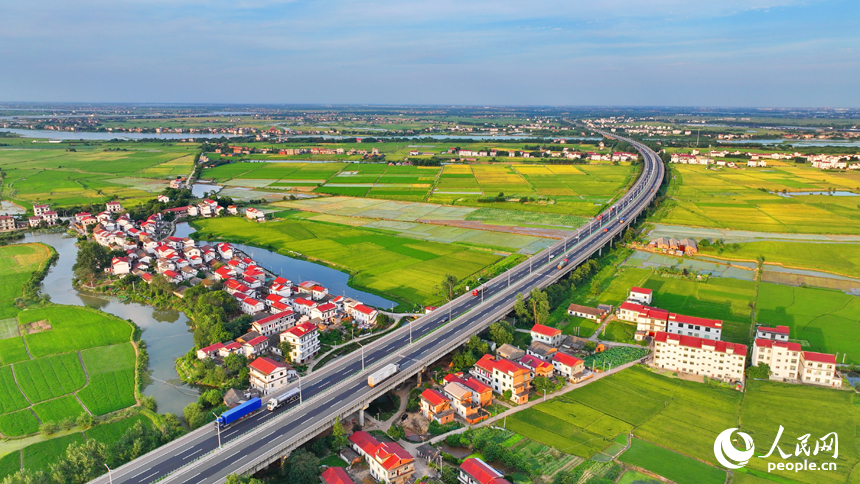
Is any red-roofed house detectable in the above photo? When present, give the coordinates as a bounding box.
[241,335,270,357]
[441,380,488,424]
[530,324,563,348]
[321,467,355,484]
[310,302,337,322]
[163,270,182,284]
[419,389,455,424]
[280,321,319,364]
[617,302,670,340]
[752,339,802,381]
[292,297,317,316]
[111,257,130,275]
[196,342,225,360]
[249,356,296,394]
[755,325,790,343]
[443,373,493,407]
[667,313,723,341]
[459,457,512,484]
[651,331,746,383]
[348,431,414,484]
[218,341,242,358]
[251,310,295,336]
[798,351,841,388]
[241,298,265,315]
[552,352,586,381]
[310,285,328,300]
[470,354,532,404]
[517,354,553,379]
[628,287,652,304]
[349,303,377,328]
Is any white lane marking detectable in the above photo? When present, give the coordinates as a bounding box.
[182,448,204,460]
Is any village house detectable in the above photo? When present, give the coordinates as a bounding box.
[249,356,296,395]
[106,201,124,213]
[459,457,512,484]
[241,297,265,315]
[530,324,563,348]
[111,257,130,275]
[348,303,377,328]
[419,389,456,424]
[196,342,225,359]
[566,304,607,321]
[251,310,296,336]
[219,341,242,358]
[348,431,414,484]
[651,331,746,383]
[752,337,841,388]
[617,302,669,340]
[280,321,320,364]
[666,313,723,340]
[627,287,652,304]
[245,207,266,221]
[442,382,488,424]
[321,467,356,484]
[33,204,50,217]
[292,297,317,316]
[157,195,170,203]
[526,341,557,361]
[241,334,269,357]
[518,354,554,379]
[495,343,525,361]
[755,325,790,342]
[552,352,586,382]
[0,216,16,232]
[470,354,532,404]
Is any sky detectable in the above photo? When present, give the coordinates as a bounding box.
[1,0,858,106]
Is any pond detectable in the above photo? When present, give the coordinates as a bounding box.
[173,222,396,309]
[14,232,200,416]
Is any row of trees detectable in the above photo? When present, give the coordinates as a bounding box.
[2,417,184,484]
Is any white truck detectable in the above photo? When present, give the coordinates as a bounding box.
[266,386,300,411]
[367,363,399,387]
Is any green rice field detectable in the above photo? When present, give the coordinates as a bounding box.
[506,365,857,484]
[191,216,503,305]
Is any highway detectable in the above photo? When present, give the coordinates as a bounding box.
[90,133,664,484]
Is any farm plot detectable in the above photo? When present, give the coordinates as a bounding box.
[31,395,86,423]
[755,283,860,362]
[19,306,132,358]
[0,243,53,319]
[77,344,136,416]
[655,164,860,234]
[191,217,501,305]
[619,438,726,484]
[0,366,29,414]
[505,408,607,458]
[0,409,40,437]
[84,414,154,446]
[21,432,85,473]
[12,352,87,403]
[0,452,20,479]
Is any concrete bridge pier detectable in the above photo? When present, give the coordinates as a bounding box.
[359,403,368,427]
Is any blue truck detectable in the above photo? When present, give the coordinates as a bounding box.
[216,397,262,428]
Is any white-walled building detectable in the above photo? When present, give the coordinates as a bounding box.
[530,324,563,348]
[280,321,319,364]
[651,331,746,383]
[627,287,653,305]
[756,325,790,342]
[666,313,723,341]
[249,356,295,395]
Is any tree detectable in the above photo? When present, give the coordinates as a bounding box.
[532,376,554,396]
[438,274,458,301]
[73,241,110,282]
[387,423,406,440]
[466,335,488,355]
[513,293,531,326]
[502,389,512,401]
[278,341,294,362]
[746,362,770,380]
[489,321,514,346]
[112,421,167,465]
[224,352,247,373]
[584,341,597,352]
[281,449,319,484]
[529,288,550,326]
[225,475,263,484]
[183,402,206,430]
[200,389,223,407]
[50,439,110,484]
[330,419,347,451]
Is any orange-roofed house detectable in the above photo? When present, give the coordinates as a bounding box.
[419,389,455,424]
[651,331,746,383]
[459,457,512,484]
[442,380,488,424]
[321,467,355,484]
[348,431,414,484]
[470,354,532,404]
[530,324,563,347]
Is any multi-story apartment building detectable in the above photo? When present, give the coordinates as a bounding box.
[651,331,746,383]
[458,457,512,484]
[799,352,841,388]
[280,321,319,364]
[752,339,801,381]
[348,431,414,484]
[470,354,532,404]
